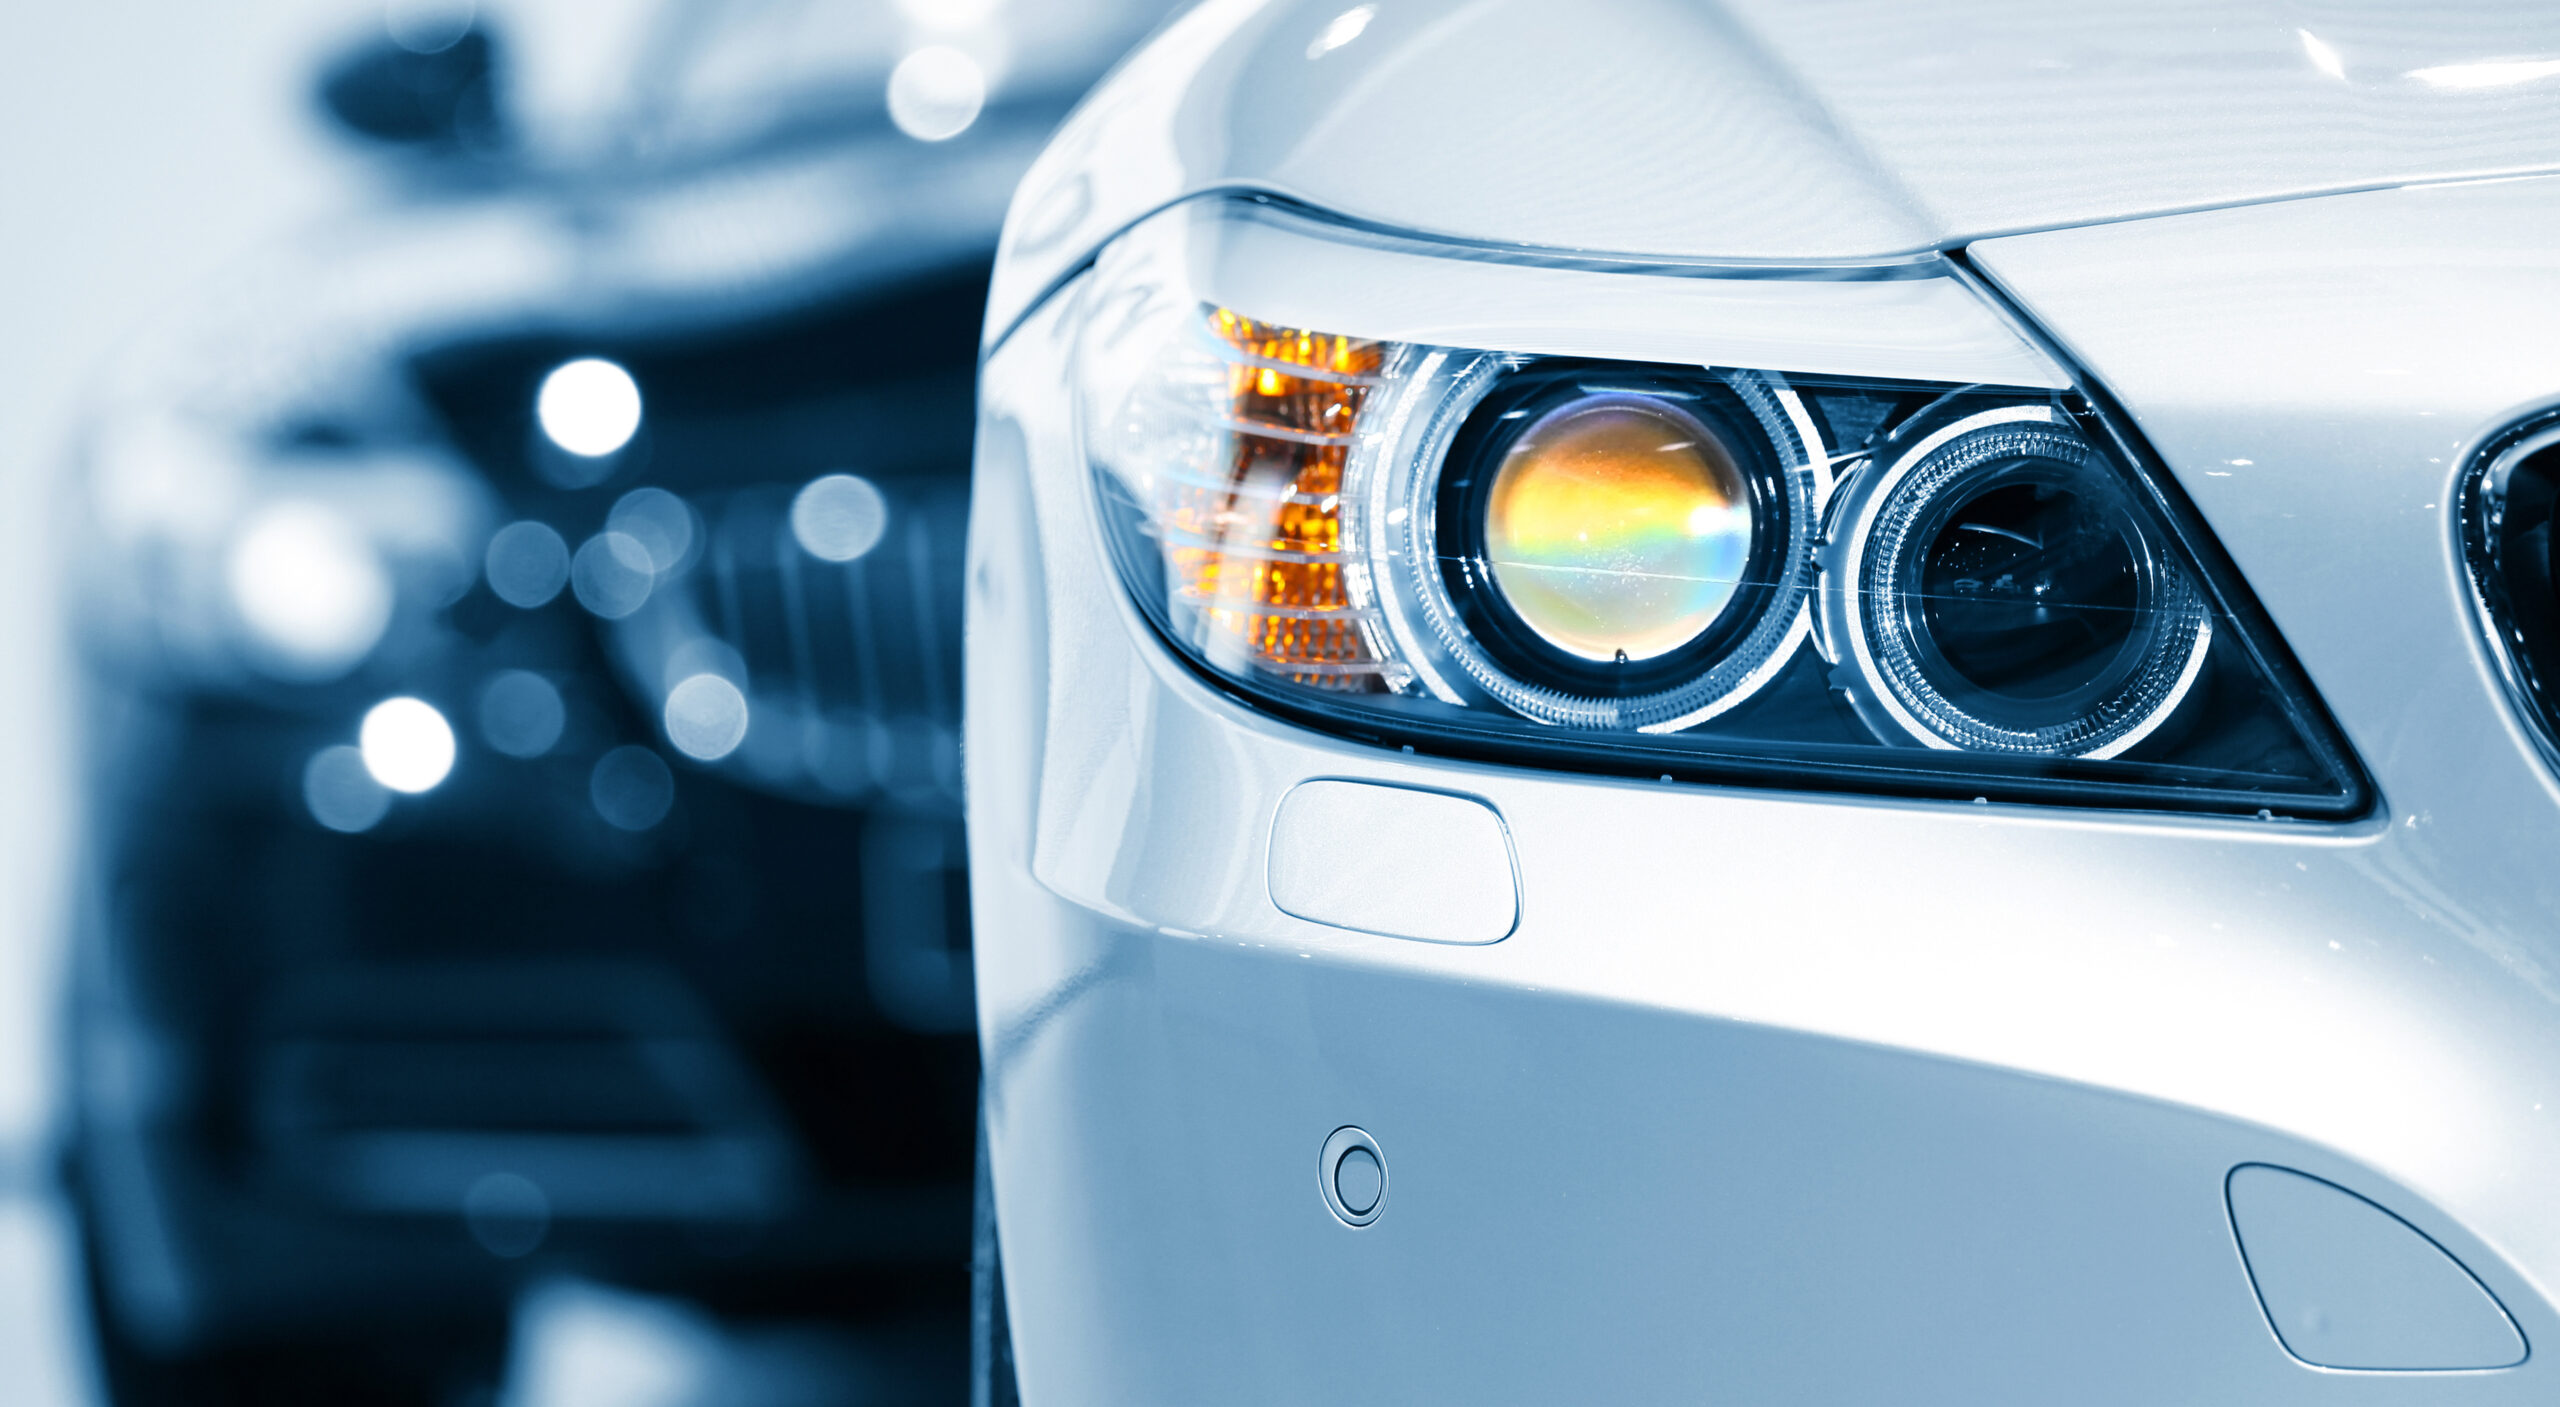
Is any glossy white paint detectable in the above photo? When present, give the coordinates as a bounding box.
[1190,199,2067,389]
[969,7,2560,1403]
[2227,1164,2525,1370]
[989,0,2560,340]
[1265,780,1517,945]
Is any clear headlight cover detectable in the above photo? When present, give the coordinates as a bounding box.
[1072,198,2367,817]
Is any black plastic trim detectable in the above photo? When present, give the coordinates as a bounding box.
[2456,406,2560,780]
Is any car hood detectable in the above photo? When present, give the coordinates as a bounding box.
[989,0,2560,336]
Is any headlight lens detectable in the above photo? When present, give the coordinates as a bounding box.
[1076,199,2366,816]
[1405,360,1823,731]
[1475,387,1751,663]
[1821,404,2211,758]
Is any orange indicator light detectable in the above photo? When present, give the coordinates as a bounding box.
[1159,308,1390,687]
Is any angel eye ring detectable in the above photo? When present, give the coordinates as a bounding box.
[1819,403,2211,758]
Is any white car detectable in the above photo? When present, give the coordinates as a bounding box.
[968,2,2560,1402]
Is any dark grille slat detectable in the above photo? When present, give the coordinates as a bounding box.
[626,474,967,809]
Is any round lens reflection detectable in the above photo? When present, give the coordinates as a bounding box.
[1482,394,1753,662]
[1916,476,2139,702]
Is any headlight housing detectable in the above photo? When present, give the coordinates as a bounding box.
[1073,197,2366,817]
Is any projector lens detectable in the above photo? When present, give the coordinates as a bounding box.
[1420,363,1822,731]
[1824,405,2211,758]
[1914,477,2140,707]
[1481,393,1752,663]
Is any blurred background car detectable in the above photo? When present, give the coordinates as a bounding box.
[56,2,1169,1402]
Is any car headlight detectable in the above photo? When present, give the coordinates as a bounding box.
[1072,197,2366,816]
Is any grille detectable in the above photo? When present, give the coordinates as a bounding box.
[613,473,968,812]
[2459,410,2560,774]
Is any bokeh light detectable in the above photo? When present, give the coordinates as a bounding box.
[463,1171,549,1259]
[384,0,475,54]
[608,487,695,574]
[664,674,749,761]
[226,500,393,678]
[571,531,656,619]
[479,669,565,759]
[537,358,643,458]
[789,473,889,562]
[485,519,570,608]
[591,745,675,831]
[303,744,391,833]
[887,46,985,142]
[360,696,456,793]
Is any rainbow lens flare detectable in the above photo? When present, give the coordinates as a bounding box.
[1482,394,1754,662]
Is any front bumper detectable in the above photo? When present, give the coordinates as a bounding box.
[69,681,976,1351]
[968,250,2560,1403]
